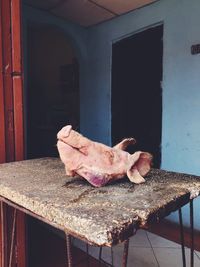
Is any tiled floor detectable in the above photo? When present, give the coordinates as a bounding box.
[73,230,200,266]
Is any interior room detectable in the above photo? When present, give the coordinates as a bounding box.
[1,0,200,266]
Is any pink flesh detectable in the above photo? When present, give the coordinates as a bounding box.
[57,125,152,187]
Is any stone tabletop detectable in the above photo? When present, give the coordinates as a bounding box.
[0,158,200,246]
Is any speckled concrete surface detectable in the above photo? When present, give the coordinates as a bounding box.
[0,158,200,246]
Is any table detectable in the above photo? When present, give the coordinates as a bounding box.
[0,157,200,266]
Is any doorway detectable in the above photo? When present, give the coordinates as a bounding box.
[26,24,79,159]
[26,24,80,266]
[112,25,163,168]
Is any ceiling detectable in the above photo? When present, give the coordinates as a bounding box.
[23,0,157,27]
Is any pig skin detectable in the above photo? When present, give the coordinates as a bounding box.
[57,125,152,187]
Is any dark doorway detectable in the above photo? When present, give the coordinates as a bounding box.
[112,25,163,168]
[26,24,79,159]
[25,24,80,267]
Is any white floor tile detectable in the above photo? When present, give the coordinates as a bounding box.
[101,246,114,264]
[154,248,200,267]
[195,250,200,260]
[113,246,159,267]
[147,231,181,248]
[87,245,100,259]
[73,238,87,252]
[129,229,151,247]
[86,246,114,265]
[73,233,200,267]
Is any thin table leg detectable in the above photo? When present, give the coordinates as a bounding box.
[99,247,102,266]
[190,200,194,267]
[98,246,114,267]
[86,243,90,266]
[122,239,129,267]
[0,204,16,267]
[179,208,186,267]
[9,208,17,267]
[111,247,114,266]
[0,201,8,267]
[66,234,73,267]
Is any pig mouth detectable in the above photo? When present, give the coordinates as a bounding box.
[57,139,87,156]
[57,139,68,147]
[85,173,108,187]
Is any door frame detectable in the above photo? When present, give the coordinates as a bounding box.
[0,1,26,266]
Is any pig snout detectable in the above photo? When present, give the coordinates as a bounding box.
[57,125,72,140]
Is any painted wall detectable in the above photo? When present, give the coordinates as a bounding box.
[22,4,87,155]
[23,0,200,229]
[86,0,200,228]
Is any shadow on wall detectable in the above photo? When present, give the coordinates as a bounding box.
[26,24,79,159]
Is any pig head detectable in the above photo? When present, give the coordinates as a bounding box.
[57,125,152,187]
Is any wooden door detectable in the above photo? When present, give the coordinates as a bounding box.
[0,1,26,266]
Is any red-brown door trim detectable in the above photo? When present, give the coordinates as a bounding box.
[1,0,15,162]
[0,1,26,267]
[11,0,24,161]
[0,2,6,164]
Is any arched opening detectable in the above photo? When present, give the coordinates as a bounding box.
[26,23,80,159]
[25,23,81,265]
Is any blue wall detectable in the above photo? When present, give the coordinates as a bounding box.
[86,0,200,228]
[23,0,200,229]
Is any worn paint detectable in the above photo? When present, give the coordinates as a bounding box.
[85,0,200,228]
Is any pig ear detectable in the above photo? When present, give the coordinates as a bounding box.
[113,138,136,150]
[127,167,146,184]
[135,152,152,176]
[127,152,152,184]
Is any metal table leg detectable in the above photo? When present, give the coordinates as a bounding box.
[99,247,102,266]
[122,239,129,267]
[9,208,17,267]
[98,246,114,267]
[99,239,129,267]
[179,208,186,267]
[111,247,114,266]
[66,234,73,267]
[86,243,90,266]
[190,200,194,267]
